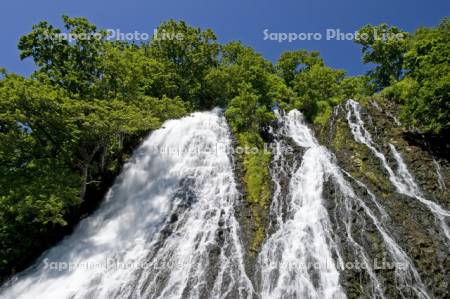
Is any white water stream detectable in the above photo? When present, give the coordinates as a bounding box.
[0,109,253,299]
[346,99,450,244]
[258,109,430,299]
[257,110,345,299]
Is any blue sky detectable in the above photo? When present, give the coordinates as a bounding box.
[1,0,448,76]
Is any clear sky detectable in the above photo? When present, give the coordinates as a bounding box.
[1,0,449,76]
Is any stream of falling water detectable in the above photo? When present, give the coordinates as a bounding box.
[257,110,346,299]
[0,109,253,299]
[433,159,446,190]
[257,109,430,299]
[345,99,450,244]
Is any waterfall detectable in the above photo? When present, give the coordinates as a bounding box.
[345,99,450,244]
[257,110,346,299]
[258,109,430,299]
[340,172,430,299]
[433,159,446,190]
[0,109,253,299]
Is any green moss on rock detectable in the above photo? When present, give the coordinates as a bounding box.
[232,130,272,255]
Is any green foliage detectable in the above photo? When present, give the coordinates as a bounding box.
[293,64,345,119]
[231,129,272,253]
[399,19,450,133]
[148,20,219,108]
[18,16,108,97]
[379,19,449,134]
[242,146,271,252]
[381,77,419,103]
[0,75,78,272]
[225,83,275,132]
[340,76,374,100]
[277,50,324,86]
[355,24,409,89]
[279,58,346,124]
[275,50,374,125]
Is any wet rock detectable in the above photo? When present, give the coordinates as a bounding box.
[315,99,450,298]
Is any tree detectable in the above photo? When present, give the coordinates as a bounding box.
[289,63,345,123]
[225,83,275,132]
[391,19,449,134]
[149,20,220,108]
[277,50,324,86]
[18,16,108,98]
[355,24,409,89]
[340,76,374,100]
[0,74,81,273]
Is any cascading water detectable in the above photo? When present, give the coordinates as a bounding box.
[433,159,446,190]
[0,109,253,299]
[258,109,430,299]
[257,110,346,299]
[345,99,450,244]
[339,172,430,299]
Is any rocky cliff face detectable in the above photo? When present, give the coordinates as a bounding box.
[233,99,449,298]
[317,99,449,298]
